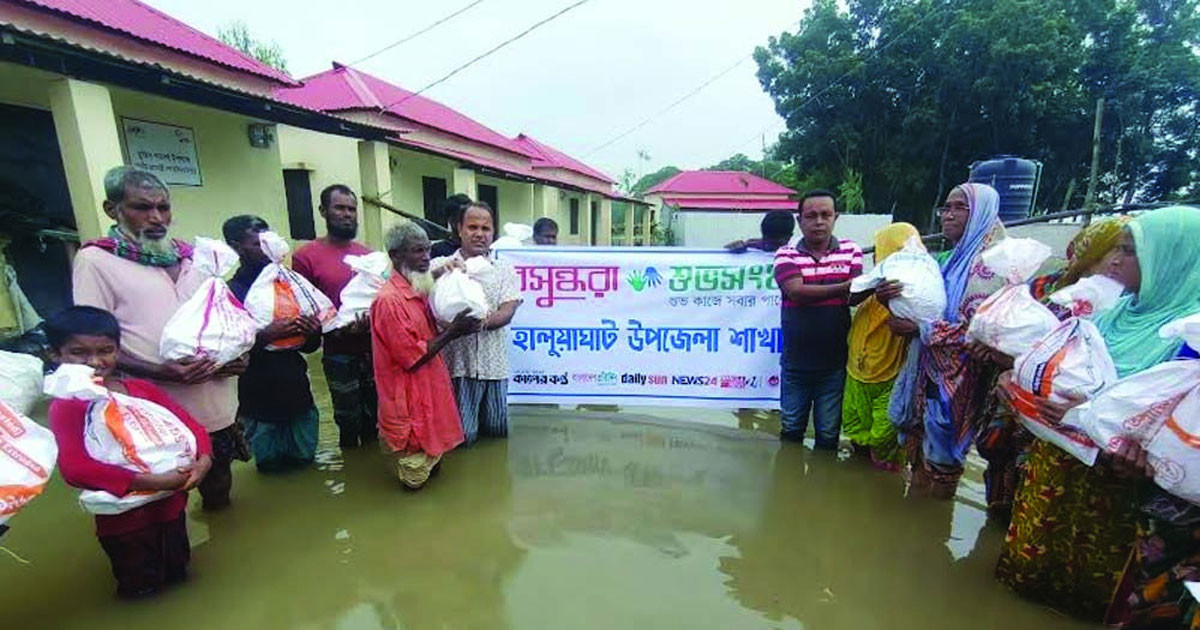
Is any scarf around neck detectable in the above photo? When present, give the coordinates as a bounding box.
[83,225,193,267]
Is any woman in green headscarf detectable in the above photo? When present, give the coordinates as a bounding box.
[842,223,921,470]
[997,206,1200,624]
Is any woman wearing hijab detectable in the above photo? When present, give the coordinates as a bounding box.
[997,206,1200,624]
[976,217,1131,517]
[888,183,1006,499]
[842,223,922,470]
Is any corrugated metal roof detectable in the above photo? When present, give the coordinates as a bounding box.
[658,196,798,211]
[647,170,797,195]
[513,134,616,184]
[15,0,298,85]
[278,63,538,159]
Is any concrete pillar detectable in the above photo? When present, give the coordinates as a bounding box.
[582,193,594,246]
[48,79,125,241]
[357,140,391,249]
[598,197,613,246]
[533,183,558,218]
[624,202,635,245]
[452,167,476,197]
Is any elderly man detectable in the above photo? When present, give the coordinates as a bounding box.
[72,166,247,510]
[371,222,477,488]
[432,202,522,445]
[293,184,376,449]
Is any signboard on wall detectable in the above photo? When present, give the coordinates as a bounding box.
[120,118,202,186]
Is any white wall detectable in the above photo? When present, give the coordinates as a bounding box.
[675,211,892,251]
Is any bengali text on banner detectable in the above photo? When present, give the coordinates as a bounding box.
[495,247,783,408]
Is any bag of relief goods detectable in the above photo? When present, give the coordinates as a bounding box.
[491,223,533,252]
[431,257,489,324]
[1003,318,1118,464]
[1048,274,1126,318]
[159,237,258,365]
[0,350,44,415]
[849,236,947,322]
[43,364,197,515]
[968,238,1058,357]
[1160,313,1200,351]
[243,231,336,350]
[1061,360,1200,503]
[324,252,390,333]
[0,396,57,528]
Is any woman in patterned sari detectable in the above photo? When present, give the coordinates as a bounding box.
[887,182,1006,499]
[975,217,1131,518]
[997,206,1200,624]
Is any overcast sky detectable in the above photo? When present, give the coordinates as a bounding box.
[144,0,805,181]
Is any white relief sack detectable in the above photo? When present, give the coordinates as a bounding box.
[849,236,947,322]
[0,398,56,527]
[243,231,336,350]
[159,237,258,365]
[325,252,390,333]
[44,364,198,516]
[968,238,1058,357]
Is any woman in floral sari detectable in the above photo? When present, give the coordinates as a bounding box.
[997,206,1200,624]
[975,217,1131,517]
[888,182,1006,499]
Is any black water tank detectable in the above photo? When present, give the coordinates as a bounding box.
[969,155,1042,222]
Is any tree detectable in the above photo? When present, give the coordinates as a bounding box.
[754,0,1200,226]
[218,21,290,74]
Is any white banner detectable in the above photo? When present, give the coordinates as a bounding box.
[495,247,783,408]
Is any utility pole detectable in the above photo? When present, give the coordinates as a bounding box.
[1082,97,1105,225]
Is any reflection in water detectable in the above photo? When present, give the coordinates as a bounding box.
[0,394,1097,628]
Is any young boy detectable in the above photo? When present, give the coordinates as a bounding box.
[46,306,212,598]
[223,215,322,472]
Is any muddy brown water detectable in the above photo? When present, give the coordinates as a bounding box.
[0,364,1097,629]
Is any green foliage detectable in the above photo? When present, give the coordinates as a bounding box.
[218,21,290,75]
[838,167,865,214]
[754,0,1200,226]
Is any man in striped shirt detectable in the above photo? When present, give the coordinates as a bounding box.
[773,190,866,449]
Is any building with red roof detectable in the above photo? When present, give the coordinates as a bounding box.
[0,0,645,316]
[645,170,798,248]
[275,63,638,246]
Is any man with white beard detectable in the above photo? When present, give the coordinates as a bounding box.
[370,222,478,488]
[72,166,248,510]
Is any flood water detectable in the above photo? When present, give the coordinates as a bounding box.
[1,362,1098,629]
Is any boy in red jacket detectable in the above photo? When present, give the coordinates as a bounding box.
[46,306,212,598]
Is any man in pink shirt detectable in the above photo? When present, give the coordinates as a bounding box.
[292,184,376,448]
[72,166,248,510]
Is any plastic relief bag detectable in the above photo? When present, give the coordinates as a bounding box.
[1161,313,1200,351]
[243,231,336,350]
[1063,360,1200,503]
[1003,318,1118,464]
[0,350,44,415]
[968,285,1060,357]
[492,223,533,252]
[1048,275,1126,318]
[979,238,1053,284]
[0,398,57,527]
[324,252,390,333]
[849,236,947,322]
[432,269,489,324]
[968,238,1058,356]
[43,364,198,516]
[159,237,258,365]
